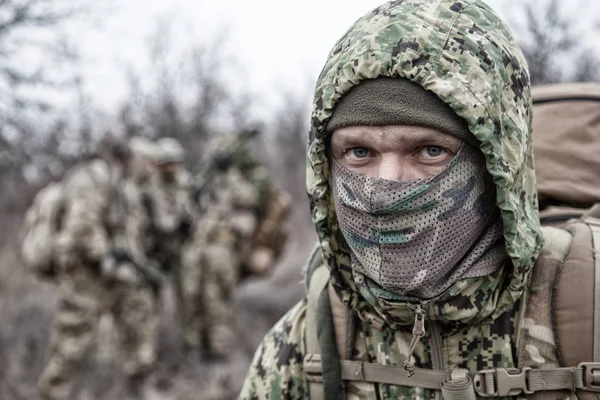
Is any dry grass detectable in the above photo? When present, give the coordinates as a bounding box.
[0,203,316,400]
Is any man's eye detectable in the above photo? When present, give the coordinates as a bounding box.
[349,147,369,159]
[424,146,445,157]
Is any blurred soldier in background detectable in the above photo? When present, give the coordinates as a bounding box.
[129,136,157,187]
[128,136,161,271]
[180,130,291,361]
[146,137,196,340]
[34,136,162,400]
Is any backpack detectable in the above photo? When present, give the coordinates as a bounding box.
[19,182,66,280]
[532,82,600,212]
[301,83,600,399]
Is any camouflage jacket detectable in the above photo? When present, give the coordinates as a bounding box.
[194,164,268,250]
[54,158,147,272]
[240,1,544,399]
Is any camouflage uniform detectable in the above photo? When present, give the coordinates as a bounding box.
[147,167,194,271]
[38,146,160,400]
[181,133,271,358]
[146,137,195,345]
[129,136,160,262]
[240,1,544,399]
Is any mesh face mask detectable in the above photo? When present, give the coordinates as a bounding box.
[331,145,507,300]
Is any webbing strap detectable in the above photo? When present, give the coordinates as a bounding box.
[303,242,325,291]
[529,368,583,391]
[441,381,476,400]
[306,265,330,353]
[584,217,600,362]
[305,264,330,400]
[340,360,449,389]
[474,367,583,396]
[440,369,476,400]
[303,357,600,396]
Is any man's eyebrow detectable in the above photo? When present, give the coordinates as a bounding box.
[332,129,380,145]
[332,128,463,148]
[331,133,371,147]
[394,130,461,147]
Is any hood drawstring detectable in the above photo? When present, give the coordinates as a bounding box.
[403,305,426,377]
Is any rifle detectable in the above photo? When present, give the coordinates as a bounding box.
[100,160,165,291]
[109,248,165,291]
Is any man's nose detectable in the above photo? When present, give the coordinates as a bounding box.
[378,156,418,181]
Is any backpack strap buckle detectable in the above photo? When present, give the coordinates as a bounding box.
[473,368,533,397]
[579,363,600,392]
[303,354,324,383]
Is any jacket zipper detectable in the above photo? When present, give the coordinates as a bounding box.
[428,319,444,370]
[402,303,445,399]
[403,305,426,376]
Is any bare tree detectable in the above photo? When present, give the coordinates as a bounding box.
[117,19,257,170]
[266,91,311,199]
[0,0,98,226]
[0,0,95,184]
[512,0,600,84]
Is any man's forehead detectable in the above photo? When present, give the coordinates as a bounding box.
[331,125,462,146]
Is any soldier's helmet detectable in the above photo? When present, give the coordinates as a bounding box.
[155,137,185,165]
[207,134,236,160]
[207,130,260,169]
[129,136,156,160]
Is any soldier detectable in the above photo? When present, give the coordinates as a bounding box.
[37,136,162,400]
[181,131,290,361]
[146,137,195,341]
[240,1,600,399]
[129,136,157,187]
[128,136,161,266]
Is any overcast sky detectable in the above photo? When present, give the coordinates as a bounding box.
[69,0,598,119]
[74,0,390,116]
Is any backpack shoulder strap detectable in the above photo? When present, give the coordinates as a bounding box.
[305,263,329,356]
[304,246,331,400]
[552,219,600,367]
[519,220,600,398]
[303,242,325,291]
[517,225,572,368]
[578,217,600,362]
[304,245,353,400]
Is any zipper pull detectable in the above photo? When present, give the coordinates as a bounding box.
[403,305,426,377]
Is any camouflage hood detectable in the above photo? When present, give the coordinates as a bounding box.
[306,0,543,328]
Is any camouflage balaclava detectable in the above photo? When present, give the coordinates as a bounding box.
[329,78,507,300]
[332,147,507,299]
